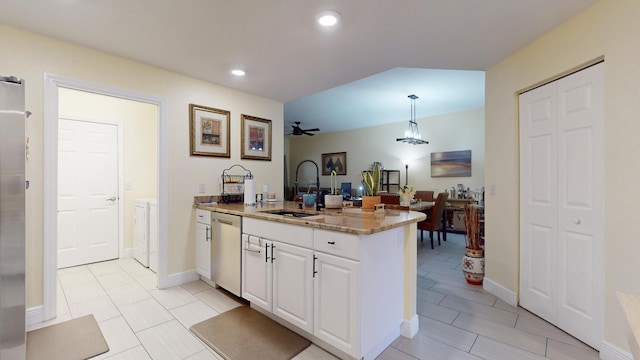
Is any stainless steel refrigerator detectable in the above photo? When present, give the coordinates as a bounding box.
[0,76,26,360]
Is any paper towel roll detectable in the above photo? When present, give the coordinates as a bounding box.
[244,178,256,205]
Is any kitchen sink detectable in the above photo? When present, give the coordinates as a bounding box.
[268,211,316,218]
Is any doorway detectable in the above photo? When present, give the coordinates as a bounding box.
[43,75,168,321]
[519,62,604,349]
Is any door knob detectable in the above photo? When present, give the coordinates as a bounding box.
[573,218,581,224]
[106,196,117,201]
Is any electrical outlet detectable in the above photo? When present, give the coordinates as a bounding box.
[125,182,132,191]
[489,184,496,195]
[199,184,206,193]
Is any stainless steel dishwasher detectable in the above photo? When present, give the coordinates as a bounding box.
[210,212,242,297]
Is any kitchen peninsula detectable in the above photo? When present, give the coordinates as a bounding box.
[195,200,425,360]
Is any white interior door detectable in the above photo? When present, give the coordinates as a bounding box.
[58,118,119,268]
[519,63,604,349]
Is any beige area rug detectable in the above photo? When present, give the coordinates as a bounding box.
[27,314,109,360]
[191,306,311,360]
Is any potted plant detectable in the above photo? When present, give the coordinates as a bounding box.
[398,184,416,206]
[461,204,484,285]
[325,170,343,208]
[361,162,381,210]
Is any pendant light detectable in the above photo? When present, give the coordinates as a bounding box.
[396,94,429,145]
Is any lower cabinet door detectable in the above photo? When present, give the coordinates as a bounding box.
[241,234,272,311]
[314,252,359,357]
[195,221,211,279]
[272,241,314,334]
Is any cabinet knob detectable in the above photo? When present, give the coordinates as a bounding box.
[573,218,581,225]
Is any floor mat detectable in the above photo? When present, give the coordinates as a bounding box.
[27,314,108,360]
[190,306,311,360]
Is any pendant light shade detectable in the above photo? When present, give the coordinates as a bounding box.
[396,94,429,145]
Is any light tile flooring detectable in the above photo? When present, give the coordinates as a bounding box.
[29,232,599,360]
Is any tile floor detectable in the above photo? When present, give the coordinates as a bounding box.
[29,232,599,360]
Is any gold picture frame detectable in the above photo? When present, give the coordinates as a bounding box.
[189,103,230,157]
[241,114,272,161]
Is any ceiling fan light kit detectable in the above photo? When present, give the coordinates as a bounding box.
[288,121,320,136]
[396,94,429,145]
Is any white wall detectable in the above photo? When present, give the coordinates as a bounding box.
[288,109,485,196]
[0,24,284,307]
[485,0,640,353]
[59,88,158,250]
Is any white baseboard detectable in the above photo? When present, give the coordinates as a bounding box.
[483,277,517,307]
[122,247,134,258]
[26,306,44,326]
[600,341,633,360]
[400,314,419,338]
[164,269,200,288]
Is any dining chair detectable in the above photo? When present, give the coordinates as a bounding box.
[414,190,434,202]
[417,192,449,249]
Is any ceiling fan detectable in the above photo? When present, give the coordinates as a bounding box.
[288,121,320,136]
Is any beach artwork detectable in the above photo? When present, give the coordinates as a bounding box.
[431,150,471,177]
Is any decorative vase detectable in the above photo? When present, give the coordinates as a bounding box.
[462,247,484,285]
[361,195,381,211]
[302,194,316,208]
[400,195,413,206]
[324,194,343,209]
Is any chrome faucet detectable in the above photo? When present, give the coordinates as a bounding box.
[295,160,321,211]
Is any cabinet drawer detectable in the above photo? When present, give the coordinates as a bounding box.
[313,229,359,261]
[243,217,313,248]
[195,209,211,225]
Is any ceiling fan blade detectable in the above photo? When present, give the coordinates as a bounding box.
[303,131,315,136]
[303,128,320,132]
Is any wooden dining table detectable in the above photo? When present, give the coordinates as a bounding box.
[393,201,448,242]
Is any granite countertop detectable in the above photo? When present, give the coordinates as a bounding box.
[194,200,426,235]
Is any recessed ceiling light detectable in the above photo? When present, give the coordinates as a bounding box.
[316,10,340,27]
[231,69,246,76]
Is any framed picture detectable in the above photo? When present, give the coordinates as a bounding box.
[431,150,472,177]
[241,114,272,161]
[321,152,347,175]
[189,103,230,157]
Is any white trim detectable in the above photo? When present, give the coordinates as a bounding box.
[26,306,44,326]
[483,276,517,307]
[122,247,134,258]
[43,74,169,320]
[400,314,419,338]
[600,341,632,360]
[165,269,200,288]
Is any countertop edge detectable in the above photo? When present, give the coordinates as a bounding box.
[194,202,426,235]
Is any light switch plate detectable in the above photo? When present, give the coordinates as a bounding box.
[199,184,206,193]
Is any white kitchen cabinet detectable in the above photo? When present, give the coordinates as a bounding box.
[242,217,403,360]
[195,209,211,279]
[242,234,271,310]
[314,251,359,356]
[242,233,314,334]
[272,241,314,333]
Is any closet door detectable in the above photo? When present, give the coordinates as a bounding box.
[519,63,604,349]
